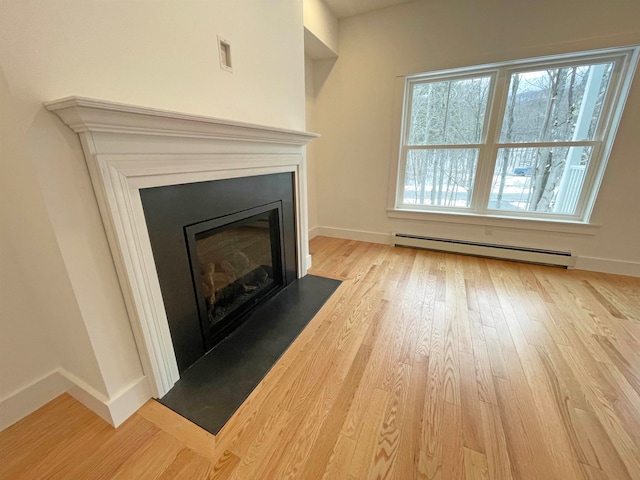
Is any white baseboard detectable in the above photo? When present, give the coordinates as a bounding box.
[574,256,640,277]
[314,226,391,245]
[314,225,639,277]
[105,376,152,427]
[0,370,71,431]
[309,226,320,239]
[0,369,151,431]
[62,370,151,427]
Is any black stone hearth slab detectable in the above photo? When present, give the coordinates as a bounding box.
[157,274,342,435]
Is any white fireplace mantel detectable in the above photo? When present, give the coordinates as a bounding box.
[45,96,318,401]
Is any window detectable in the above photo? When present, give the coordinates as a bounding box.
[394,47,639,223]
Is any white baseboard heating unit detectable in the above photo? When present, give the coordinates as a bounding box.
[391,233,576,268]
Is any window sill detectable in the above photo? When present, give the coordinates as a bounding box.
[387,208,601,236]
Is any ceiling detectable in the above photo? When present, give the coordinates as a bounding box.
[323,0,415,18]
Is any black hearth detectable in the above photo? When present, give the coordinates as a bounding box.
[141,173,297,373]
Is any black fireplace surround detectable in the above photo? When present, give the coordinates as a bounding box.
[141,173,297,373]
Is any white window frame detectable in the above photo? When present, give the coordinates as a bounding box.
[389,46,640,229]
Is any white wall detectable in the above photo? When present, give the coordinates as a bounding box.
[0,0,305,427]
[0,70,60,400]
[0,67,109,429]
[311,0,640,275]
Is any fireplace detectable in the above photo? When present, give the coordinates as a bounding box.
[45,97,317,421]
[141,173,297,373]
[187,205,284,348]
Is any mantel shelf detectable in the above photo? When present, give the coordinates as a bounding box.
[45,96,319,146]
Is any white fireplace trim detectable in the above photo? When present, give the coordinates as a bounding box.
[45,97,318,399]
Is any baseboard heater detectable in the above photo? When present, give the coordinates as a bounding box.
[391,233,576,268]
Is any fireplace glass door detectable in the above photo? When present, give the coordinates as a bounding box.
[185,202,285,350]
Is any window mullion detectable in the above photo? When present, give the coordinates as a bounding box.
[497,140,597,149]
[572,139,605,220]
[470,69,507,214]
[396,78,414,208]
[396,145,407,207]
[405,143,483,150]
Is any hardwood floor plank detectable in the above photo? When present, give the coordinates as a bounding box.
[13,414,113,480]
[443,312,461,407]
[272,334,369,479]
[573,408,634,480]
[109,430,185,479]
[342,281,406,439]
[459,351,485,454]
[598,361,640,445]
[368,362,411,479]
[441,402,464,480]
[463,447,489,480]
[560,345,640,479]
[582,273,640,324]
[321,434,358,480]
[595,335,640,396]
[482,325,508,380]
[341,333,392,438]
[420,301,445,476]
[299,344,373,479]
[534,345,599,466]
[581,279,628,320]
[348,388,389,479]
[415,275,438,363]
[472,340,498,406]
[156,448,214,480]
[136,399,216,460]
[533,322,593,411]
[579,463,609,480]
[499,346,571,480]
[394,361,429,479]
[493,377,540,480]
[208,449,241,480]
[449,257,473,355]
[63,415,160,480]
[399,255,431,366]
[0,394,99,475]
[226,408,291,480]
[522,347,589,480]
[479,400,513,480]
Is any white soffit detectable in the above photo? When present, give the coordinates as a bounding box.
[304,28,338,60]
[324,0,415,18]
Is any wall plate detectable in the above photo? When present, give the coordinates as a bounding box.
[218,35,233,73]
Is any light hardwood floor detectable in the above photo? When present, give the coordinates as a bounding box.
[2,236,640,479]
